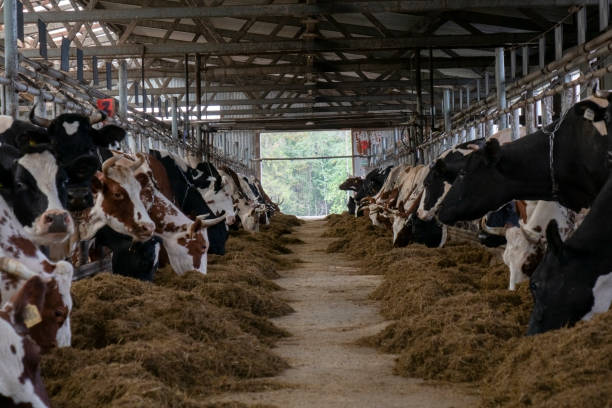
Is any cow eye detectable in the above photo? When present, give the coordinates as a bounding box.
[113,192,124,200]
[15,182,27,190]
[529,281,538,292]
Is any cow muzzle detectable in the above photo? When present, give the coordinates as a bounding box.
[33,210,74,244]
[67,186,94,211]
[133,222,156,241]
[225,215,236,225]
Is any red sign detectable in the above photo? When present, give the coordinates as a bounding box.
[96,98,115,117]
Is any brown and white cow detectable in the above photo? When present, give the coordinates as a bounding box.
[0,275,52,408]
[365,164,410,227]
[77,155,156,242]
[126,153,226,274]
[0,195,73,351]
[503,200,584,290]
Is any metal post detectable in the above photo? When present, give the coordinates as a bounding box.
[495,47,507,129]
[466,86,470,108]
[429,47,435,131]
[522,46,529,77]
[184,54,190,138]
[538,36,546,69]
[485,72,490,96]
[539,37,552,125]
[196,54,202,120]
[577,7,587,45]
[415,49,423,147]
[510,48,516,81]
[601,0,610,31]
[459,88,463,111]
[443,88,451,133]
[4,0,19,117]
[118,60,128,117]
[171,96,178,140]
[476,79,481,101]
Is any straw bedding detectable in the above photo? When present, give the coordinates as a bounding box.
[326,213,612,407]
[42,214,302,408]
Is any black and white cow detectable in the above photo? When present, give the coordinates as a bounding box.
[0,144,73,247]
[28,109,126,211]
[528,173,612,335]
[355,166,393,216]
[438,95,612,224]
[150,150,229,255]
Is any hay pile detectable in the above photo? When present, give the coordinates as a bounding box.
[326,213,612,407]
[43,214,302,408]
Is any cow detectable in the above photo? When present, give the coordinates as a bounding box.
[0,144,73,247]
[365,164,410,227]
[354,166,393,215]
[0,194,74,351]
[77,154,156,243]
[503,200,582,291]
[391,165,428,242]
[190,161,237,225]
[219,165,262,233]
[0,275,53,408]
[28,108,126,211]
[339,176,363,215]
[151,150,231,253]
[528,173,612,334]
[438,95,612,225]
[477,201,521,248]
[133,153,226,275]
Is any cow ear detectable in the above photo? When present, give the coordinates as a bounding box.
[9,276,46,334]
[91,172,104,194]
[545,219,564,256]
[484,139,501,165]
[574,100,607,121]
[91,125,126,147]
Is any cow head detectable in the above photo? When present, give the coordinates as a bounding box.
[219,167,259,232]
[0,144,74,246]
[81,155,155,242]
[192,163,236,225]
[0,276,51,408]
[438,139,512,224]
[339,176,363,192]
[132,153,226,275]
[418,142,482,221]
[30,108,126,212]
[526,220,605,335]
[0,257,73,351]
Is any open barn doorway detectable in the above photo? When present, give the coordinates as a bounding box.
[260,130,352,217]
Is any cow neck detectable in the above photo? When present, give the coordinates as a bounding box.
[496,131,552,197]
[565,170,612,253]
[542,109,573,200]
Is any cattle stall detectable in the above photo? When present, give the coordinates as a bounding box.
[1,1,612,407]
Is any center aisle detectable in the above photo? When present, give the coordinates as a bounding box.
[208,219,477,408]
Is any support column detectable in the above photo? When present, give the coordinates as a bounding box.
[540,37,553,126]
[118,60,128,118]
[495,47,508,130]
[171,97,178,140]
[4,0,19,117]
[443,88,451,133]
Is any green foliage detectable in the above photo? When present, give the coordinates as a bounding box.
[261,131,352,216]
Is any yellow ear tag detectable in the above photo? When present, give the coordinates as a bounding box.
[29,140,36,146]
[23,304,42,328]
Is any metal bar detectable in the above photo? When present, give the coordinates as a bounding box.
[171,96,178,139]
[12,1,599,23]
[429,47,435,131]
[18,33,539,58]
[510,48,516,80]
[415,49,423,146]
[253,154,369,162]
[196,53,202,120]
[443,88,451,132]
[495,47,507,129]
[578,7,587,45]
[539,36,546,68]
[522,45,529,76]
[3,0,18,116]
[118,60,128,117]
[601,0,610,31]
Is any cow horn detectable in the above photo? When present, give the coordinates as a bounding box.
[101,155,122,175]
[89,110,107,125]
[130,153,146,170]
[0,257,38,280]
[29,105,52,128]
[196,214,227,228]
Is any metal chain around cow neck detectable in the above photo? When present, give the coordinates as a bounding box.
[541,107,570,200]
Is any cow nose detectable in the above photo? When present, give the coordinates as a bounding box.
[226,215,236,225]
[43,210,71,233]
[139,222,155,237]
[67,187,93,211]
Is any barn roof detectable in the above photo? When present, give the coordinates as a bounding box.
[11,0,602,130]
